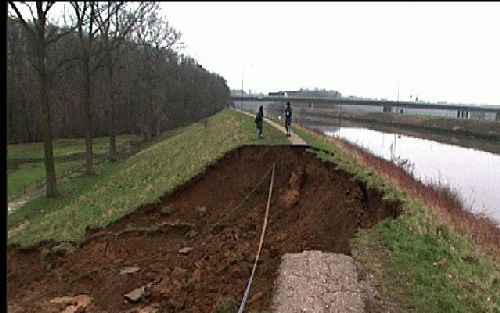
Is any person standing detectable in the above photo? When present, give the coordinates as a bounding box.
[255,105,264,139]
[284,101,292,136]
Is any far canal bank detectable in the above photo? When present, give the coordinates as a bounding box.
[305,122,500,225]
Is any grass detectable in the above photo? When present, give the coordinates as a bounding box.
[330,130,499,255]
[8,160,83,200]
[7,134,139,200]
[10,108,497,311]
[7,134,138,161]
[8,109,288,247]
[293,124,499,313]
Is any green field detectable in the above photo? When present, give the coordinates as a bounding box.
[7,134,138,200]
[7,134,137,161]
[8,160,83,200]
[8,110,289,246]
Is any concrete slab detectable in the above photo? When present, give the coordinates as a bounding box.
[271,250,365,313]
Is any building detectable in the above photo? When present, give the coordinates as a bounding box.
[268,91,288,97]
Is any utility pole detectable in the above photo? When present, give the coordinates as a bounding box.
[397,81,400,103]
[241,68,244,110]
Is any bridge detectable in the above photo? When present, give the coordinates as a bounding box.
[231,95,500,114]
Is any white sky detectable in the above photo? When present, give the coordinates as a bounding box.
[160,2,500,105]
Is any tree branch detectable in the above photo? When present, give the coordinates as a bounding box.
[7,1,35,37]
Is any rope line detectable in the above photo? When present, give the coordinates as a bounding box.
[190,165,273,246]
[237,162,275,313]
[22,166,273,305]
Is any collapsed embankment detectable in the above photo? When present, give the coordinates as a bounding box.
[7,146,401,313]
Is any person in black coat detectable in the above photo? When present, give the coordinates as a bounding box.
[255,105,264,139]
[284,101,292,136]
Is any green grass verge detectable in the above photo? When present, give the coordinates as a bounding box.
[293,125,499,313]
[7,134,138,161]
[8,160,83,200]
[8,109,288,247]
[7,134,138,200]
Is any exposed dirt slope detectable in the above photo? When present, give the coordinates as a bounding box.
[7,146,400,313]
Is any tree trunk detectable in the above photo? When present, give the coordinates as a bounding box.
[150,94,155,138]
[109,91,117,160]
[142,98,149,142]
[83,56,95,175]
[38,42,57,197]
[146,93,154,140]
[21,97,33,142]
[155,100,161,137]
[107,60,117,161]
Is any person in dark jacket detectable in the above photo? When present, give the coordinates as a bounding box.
[255,105,264,139]
[284,101,292,136]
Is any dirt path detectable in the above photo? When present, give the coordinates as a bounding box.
[235,109,308,146]
[8,188,45,215]
[7,169,84,215]
[271,251,364,313]
[7,140,141,215]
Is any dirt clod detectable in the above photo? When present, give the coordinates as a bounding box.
[51,242,77,256]
[212,296,238,313]
[48,295,92,313]
[178,247,193,255]
[49,296,79,306]
[124,286,149,303]
[119,267,141,275]
[160,206,178,216]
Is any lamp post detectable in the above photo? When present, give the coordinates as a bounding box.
[241,68,244,110]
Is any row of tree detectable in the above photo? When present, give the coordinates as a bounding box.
[7,2,231,197]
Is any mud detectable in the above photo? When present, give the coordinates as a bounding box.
[7,146,401,313]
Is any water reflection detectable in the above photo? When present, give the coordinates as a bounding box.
[315,126,500,224]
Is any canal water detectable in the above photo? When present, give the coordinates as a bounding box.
[310,124,500,224]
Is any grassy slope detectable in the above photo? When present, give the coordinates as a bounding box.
[8,160,83,199]
[9,109,497,312]
[7,134,138,200]
[293,125,499,313]
[8,109,288,247]
[7,134,137,160]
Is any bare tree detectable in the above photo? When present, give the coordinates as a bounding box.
[7,19,39,142]
[95,1,153,160]
[133,6,182,140]
[7,3,231,152]
[71,1,103,175]
[8,1,79,197]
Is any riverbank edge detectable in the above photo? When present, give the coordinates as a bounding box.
[299,109,500,141]
[301,115,500,156]
[293,122,499,312]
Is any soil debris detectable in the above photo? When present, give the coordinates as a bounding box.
[178,247,193,255]
[123,284,152,303]
[48,294,92,313]
[7,146,400,312]
[119,267,141,275]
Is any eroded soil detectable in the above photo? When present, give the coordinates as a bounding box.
[7,146,400,313]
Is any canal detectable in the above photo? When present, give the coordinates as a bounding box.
[307,124,500,225]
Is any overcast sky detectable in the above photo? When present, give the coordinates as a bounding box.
[160,2,500,105]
